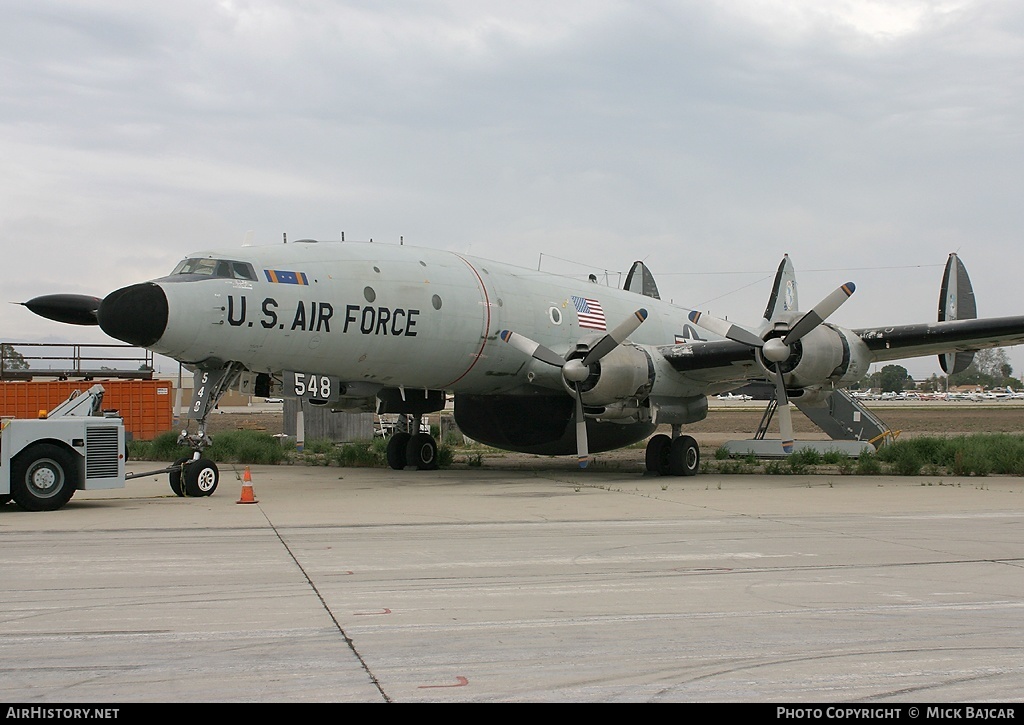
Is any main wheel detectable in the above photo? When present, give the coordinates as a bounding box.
[405,433,438,470]
[668,435,700,476]
[183,458,219,497]
[168,456,191,496]
[386,432,411,470]
[645,434,672,475]
[11,443,78,511]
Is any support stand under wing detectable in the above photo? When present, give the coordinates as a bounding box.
[723,388,897,458]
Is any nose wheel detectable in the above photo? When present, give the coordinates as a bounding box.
[168,456,220,497]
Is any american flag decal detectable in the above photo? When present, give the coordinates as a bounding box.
[265,269,309,285]
[571,296,606,331]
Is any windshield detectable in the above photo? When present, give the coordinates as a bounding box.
[171,258,257,281]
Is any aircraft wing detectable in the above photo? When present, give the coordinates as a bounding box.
[656,314,1024,388]
[854,315,1024,363]
[656,339,759,385]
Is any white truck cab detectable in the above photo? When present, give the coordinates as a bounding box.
[1,385,126,511]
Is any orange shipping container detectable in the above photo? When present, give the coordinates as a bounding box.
[0,379,174,440]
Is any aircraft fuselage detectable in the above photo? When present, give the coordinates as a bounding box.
[105,241,691,397]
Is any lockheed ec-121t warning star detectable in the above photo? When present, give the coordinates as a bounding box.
[23,243,1024,495]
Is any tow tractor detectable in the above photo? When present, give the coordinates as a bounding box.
[1,384,219,511]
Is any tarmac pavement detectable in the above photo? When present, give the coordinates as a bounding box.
[1,461,1022,703]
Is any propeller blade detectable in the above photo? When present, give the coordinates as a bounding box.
[499,330,565,368]
[573,382,589,468]
[22,294,102,326]
[687,310,764,349]
[772,366,795,454]
[581,308,648,366]
[783,282,855,345]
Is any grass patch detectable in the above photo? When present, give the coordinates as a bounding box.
[718,460,753,474]
[714,434,1024,477]
[333,439,387,467]
[128,431,190,462]
[206,430,290,465]
[877,434,1024,476]
[128,430,1024,476]
[855,451,883,475]
[131,432,455,469]
[129,430,289,465]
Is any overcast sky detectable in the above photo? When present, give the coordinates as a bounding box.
[2,0,1023,380]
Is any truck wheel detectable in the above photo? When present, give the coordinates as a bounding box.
[168,456,190,496]
[183,458,219,497]
[11,443,78,511]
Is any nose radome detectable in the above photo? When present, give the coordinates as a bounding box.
[97,283,169,347]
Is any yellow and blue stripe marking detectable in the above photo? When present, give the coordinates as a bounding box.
[264,270,309,285]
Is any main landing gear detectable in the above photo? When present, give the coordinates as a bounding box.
[644,425,700,476]
[386,415,439,471]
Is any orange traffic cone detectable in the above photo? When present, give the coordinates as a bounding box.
[237,467,258,504]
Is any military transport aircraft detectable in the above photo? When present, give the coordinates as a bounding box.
[22,242,1024,495]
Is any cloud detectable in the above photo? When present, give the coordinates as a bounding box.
[2,0,1023,380]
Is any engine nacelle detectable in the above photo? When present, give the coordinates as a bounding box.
[564,344,654,407]
[769,324,871,390]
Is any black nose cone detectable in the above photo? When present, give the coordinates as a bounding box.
[97,283,168,347]
[23,294,101,326]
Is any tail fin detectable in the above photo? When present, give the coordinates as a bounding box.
[624,261,661,300]
[763,254,798,322]
[938,253,977,374]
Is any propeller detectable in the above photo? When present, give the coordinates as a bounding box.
[21,294,102,326]
[500,308,648,467]
[688,281,855,454]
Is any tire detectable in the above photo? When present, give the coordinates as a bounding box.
[386,432,411,470]
[168,456,191,497]
[183,458,219,497]
[11,443,78,512]
[405,433,438,470]
[645,434,672,475]
[668,435,700,477]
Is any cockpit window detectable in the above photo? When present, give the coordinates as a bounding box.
[171,258,257,281]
